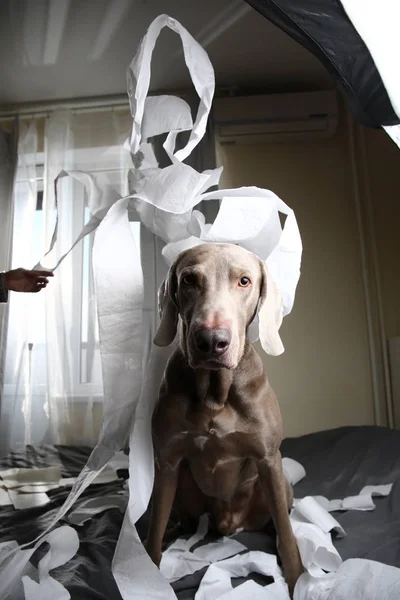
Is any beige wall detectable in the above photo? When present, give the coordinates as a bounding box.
[363,128,400,340]
[363,126,400,429]
[216,104,383,437]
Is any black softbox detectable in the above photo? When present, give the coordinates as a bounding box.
[244,0,400,128]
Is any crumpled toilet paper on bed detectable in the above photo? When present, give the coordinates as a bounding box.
[158,488,341,594]
[217,579,289,600]
[282,458,306,486]
[195,552,286,600]
[166,487,399,600]
[160,514,248,583]
[312,483,393,512]
[294,558,400,600]
[156,456,395,599]
[0,526,79,600]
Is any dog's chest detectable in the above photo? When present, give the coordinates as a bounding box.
[184,407,251,463]
[188,405,235,442]
[179,410,258,499]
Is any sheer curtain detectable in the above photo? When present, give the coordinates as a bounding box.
[0,120,18,394]
[1,110,139,455]
[0,122,39,455]
[41,110,135,448]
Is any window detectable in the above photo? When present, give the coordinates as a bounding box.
[1,115,159,448]
[4,147,149,401]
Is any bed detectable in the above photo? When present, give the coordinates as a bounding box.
[1,425,400,599]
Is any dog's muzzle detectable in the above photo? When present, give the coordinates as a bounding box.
[194,328,231,356]
[189,327,232,368]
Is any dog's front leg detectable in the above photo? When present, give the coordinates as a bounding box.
[146,462,179,567]
[258,451,303,598]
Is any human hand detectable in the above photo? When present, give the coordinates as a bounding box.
[4,268,54,293]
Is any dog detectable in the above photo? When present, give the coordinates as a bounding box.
[145,242,303,597]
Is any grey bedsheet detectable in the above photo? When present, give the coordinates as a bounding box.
[1,425,399,599]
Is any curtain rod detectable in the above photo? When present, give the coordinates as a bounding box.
[0,88,194,121]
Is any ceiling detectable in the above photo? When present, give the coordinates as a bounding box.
[0,0,333,109]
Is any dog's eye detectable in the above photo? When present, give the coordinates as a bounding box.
[182,275,195,286]
[238,276,251,287]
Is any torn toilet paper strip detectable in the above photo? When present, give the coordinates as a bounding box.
[0,541,37,600]
[160,514,247,583]
[290,496,344,576]
[282,458,306,486]
[294,557,400,600]
[126,14,215,161]
[218,579,289,600]
[195,551,285,600]
[292,497,346,537]
[313,483,393,512]
[22,526,80,600]
[0,526,78,600]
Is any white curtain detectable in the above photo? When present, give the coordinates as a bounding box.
[0,120,19,398]
[1,110,139,455]
[41,110,135,448]
[0,122,39,455]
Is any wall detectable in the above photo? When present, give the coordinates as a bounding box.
[216,102,381,438]
[363,126,400,428]
[363,128,400,340]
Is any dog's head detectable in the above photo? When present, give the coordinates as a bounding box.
[153,243,284,369]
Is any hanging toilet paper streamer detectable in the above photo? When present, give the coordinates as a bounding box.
[0,13,303,600]
[126,14,215,161]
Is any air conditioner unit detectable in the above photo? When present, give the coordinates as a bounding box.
[213,91,338,145]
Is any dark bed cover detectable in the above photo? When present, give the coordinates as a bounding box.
[1,425,399,600]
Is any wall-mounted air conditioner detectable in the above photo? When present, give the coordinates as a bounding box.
[213,91,339,145]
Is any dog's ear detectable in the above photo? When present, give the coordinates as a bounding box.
[258,260,284,356]
[153,261,179,347]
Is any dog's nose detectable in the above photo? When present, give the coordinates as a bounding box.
[194,328,231,356]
